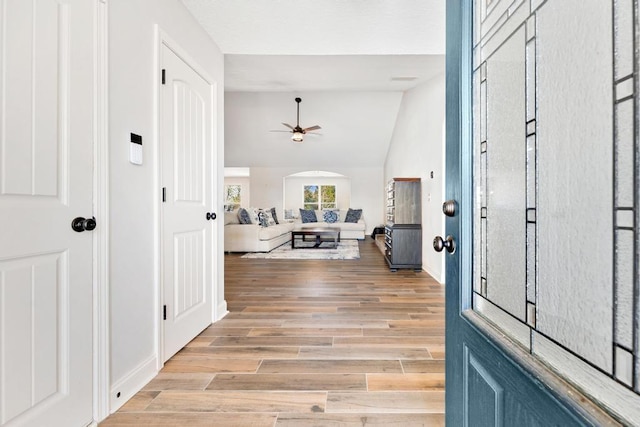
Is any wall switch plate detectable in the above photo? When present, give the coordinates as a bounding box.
[130,133,142,165]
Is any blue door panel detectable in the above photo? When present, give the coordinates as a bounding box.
[444,1,602,425]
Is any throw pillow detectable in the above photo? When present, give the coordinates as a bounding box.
[257,210,270,227]
[237,208,252,224]
[323,210,338,223]
[247,207,261,224]
[263,209,276,226]
[224,211,240,225]
[270,207,279,224]
[299,208,318,223]
[345,208,362,223]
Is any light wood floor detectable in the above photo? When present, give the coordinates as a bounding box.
[101,238,445,426]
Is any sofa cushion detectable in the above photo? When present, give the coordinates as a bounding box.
[258,223,294,240]
[345,208,362,223]
[225,211,240,225]
[300,209,317,223]
[322,210,338,223]
[237,208,252,224]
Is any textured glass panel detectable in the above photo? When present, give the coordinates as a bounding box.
[481,0,511,39]
[615,78,634,101]
[526,40,536,121]
[615,230,634,349]
[615,100,634,208]
[616,209,634,228]
[481,152,487,207]
[526,15,536,41]
[473,72,482,294]
[480,1,528,62]
[480,81,487,142]
[614,0,634,80]
[481,217,487,279]
[484,27,527,321]
[526,135,536,208]
[526,302,536,328]
[615,346,633,387]
[536,0,613,372]
[526,223,536,303]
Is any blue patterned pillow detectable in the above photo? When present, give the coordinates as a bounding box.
[344,208,362,223]
[257,210,270,227]
[237,208,252,224]
[270,207,279,224]
[323,210,338,223]
[299,209,317,223]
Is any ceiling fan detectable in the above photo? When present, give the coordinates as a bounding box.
[271,97,321,143]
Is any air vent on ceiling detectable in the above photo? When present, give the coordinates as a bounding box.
[390,76,418,82]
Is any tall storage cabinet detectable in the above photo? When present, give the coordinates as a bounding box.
[384,178,422,271]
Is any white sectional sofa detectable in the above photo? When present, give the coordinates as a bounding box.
[224,208,366,253]
[293,209,366,240]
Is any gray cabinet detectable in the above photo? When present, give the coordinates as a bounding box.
[384,178,422,271]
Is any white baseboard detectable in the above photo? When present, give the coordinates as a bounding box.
[424,265,445,285]
[215,300,229,322]
[109,354,158,413]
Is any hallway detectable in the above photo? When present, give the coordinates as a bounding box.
[101,239,445,426]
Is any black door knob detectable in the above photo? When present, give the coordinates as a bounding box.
[84,217,97,231]
[433,235,455,253]
[206,212,217,221]
[72,216,97,232]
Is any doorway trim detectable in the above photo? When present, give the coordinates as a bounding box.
[94,0,110,422]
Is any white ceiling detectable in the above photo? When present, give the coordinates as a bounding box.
[180,0,446,169]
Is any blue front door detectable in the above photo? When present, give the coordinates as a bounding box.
[444,1,640,425]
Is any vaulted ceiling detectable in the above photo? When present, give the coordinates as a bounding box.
[180,0,446,169]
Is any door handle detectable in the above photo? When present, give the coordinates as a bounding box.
[433,235,455,253]
[206,212,217,221]
[442,200,457,217]
[71,216,97,232]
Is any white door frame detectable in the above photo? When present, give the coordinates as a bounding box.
[93,0,110,423]
[154,28,218,367]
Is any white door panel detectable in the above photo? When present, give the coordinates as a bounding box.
[161,44,213,361]
[0,0,94,425]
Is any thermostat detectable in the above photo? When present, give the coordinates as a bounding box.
[130,133,142,165]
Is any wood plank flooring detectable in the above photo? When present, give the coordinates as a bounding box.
[100,238,445,426]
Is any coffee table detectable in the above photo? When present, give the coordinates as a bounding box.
[291,228,341,249]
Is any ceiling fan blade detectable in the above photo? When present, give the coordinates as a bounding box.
[269,130,292,133]
[303,125,321,132]
[281,122,295,130]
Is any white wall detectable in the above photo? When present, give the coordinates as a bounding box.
[249,167,384,234]
[108,0,224,412]
[384,74,446,282]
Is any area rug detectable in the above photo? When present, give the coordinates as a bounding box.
[241,240,360,260]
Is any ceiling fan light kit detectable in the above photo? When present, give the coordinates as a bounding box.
[275,97,321,143]
[292,131,304,143]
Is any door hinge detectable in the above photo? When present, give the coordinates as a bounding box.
[161,69,166,85]
[162,187,166,202]
[163,305,167,320]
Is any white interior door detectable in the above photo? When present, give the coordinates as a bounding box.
[161,43,213,361]
[0,0,95,426]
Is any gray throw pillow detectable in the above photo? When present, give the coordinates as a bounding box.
[299,209,317,223]
[270,207,279,224]
[344,208,362,223]
[237,208,252,224]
